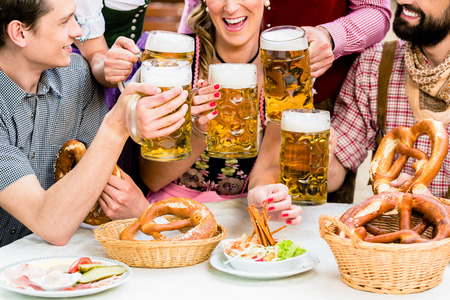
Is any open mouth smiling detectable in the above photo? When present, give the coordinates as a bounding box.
[223,16,247,27]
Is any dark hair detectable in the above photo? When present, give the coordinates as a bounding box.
[0,0,51,47]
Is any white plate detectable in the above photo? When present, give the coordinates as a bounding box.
[0,255,132,298]
[210,251,319,279]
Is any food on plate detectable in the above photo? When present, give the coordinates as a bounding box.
[338,120,450,244]
[223,204,305,263]
[247,204,287,247]
[339,192,450,243]
[119,197,218,241]
[223,234,305,262]
[0,257,128,291]
[69,257,92,273]
[369,119,448,195]
[54,139,121,226]
[79,265,127,284]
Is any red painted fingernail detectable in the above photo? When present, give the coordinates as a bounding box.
[212,110,218,116]
[210,101,216,107]
[214,84,220,90]
[201,80,208,86]
[267,198,273,203]
[214,92,220,98]
[268,206,274,211]
[282,213,289,217]
[286,220,292,224]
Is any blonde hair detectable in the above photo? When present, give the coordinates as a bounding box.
[187,2,216,79]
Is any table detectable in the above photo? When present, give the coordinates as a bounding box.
[0,198,449,299]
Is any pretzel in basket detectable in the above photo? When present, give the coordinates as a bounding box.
[119,197,218,241]
[369,119,448,195]
[339,192,450,243]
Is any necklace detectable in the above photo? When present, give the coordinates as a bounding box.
[215,48,260,64]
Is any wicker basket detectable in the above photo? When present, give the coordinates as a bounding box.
[319,214,450,294]
[93,219,227,268]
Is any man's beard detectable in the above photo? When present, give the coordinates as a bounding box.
[393,4,450,47]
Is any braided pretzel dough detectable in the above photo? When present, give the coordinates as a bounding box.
[369,119,448,195]
[119,197,218,241]
[54,139,121,225]
[339,192,450,243]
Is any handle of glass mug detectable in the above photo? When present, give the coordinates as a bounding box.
[118,52,142,93]
[126,94,144,144]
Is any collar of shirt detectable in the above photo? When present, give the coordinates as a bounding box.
[0,68,62,120]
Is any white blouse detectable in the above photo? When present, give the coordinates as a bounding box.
[75,0,148,39]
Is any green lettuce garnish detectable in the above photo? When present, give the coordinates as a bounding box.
[277,240,306,260]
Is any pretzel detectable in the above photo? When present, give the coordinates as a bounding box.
[369,119,448,195]
[54,139,121,226]
[339,192,450,243]
[119,197,218,241]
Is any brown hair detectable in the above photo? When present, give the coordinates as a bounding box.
[187,1,216,79]
[0,0,51,48]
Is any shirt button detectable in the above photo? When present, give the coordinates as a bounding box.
[130,33,136,39]
[266,23,271,28]
[267,6,271,10]
[132,19,137,23]
[131,26,136,31]
[31,152,35,159]
[10,229,16,234]
[135,13,139,18]
[30,112,34,119]
[143,4,148,8]
[139,9,143,13]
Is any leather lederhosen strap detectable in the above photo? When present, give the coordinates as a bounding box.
[367,40,397,187]
[375,40,398,149]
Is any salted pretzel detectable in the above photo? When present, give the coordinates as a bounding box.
[54,139,121,226]
[119,197,218,241]
[339,192,450,243]
[369,119,448,195]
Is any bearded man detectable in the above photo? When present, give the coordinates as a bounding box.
[328,0,450,199]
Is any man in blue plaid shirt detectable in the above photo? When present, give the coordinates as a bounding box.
[0,0,188,247]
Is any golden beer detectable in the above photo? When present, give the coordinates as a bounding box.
[119,31,194,92]
[207,64,259,159]
[280,109,330,205]
[139,59,192,161]
[261,26,313,123]
[141,30,195,64]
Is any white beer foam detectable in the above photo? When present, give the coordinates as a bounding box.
[260,27,308,51]
[281,109,330,133]
[141,60,192,87]
[208,64,257,88]
[145,31,195,53]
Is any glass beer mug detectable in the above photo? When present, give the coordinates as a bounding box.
[260,26,313,123]
[119,31,194,92]
[207,64,259,159]
[141,30,195,63]
[127,59,192,161]
[280,109,330,205]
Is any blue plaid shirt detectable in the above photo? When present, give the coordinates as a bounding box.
[0,54,107,246]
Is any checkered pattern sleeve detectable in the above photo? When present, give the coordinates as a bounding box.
[321,0,392,59]
[331,43,384,173]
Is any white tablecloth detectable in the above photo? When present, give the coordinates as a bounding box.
[0,199,449,299]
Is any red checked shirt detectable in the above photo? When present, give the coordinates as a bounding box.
[332,40,450,198]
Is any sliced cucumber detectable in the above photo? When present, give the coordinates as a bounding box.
[78,264,104,273]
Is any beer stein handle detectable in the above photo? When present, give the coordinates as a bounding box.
[118,52,142,93]
[126,94,144,144]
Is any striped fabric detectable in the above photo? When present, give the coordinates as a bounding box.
[332,40,450,198]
